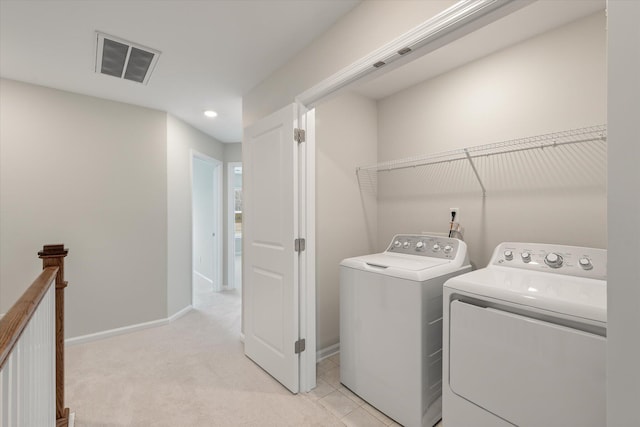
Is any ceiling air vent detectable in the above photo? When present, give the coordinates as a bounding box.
[95,32,160,85]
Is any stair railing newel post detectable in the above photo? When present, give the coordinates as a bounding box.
[38,244,70,427]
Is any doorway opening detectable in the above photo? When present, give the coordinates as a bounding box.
[227,162,243,290]
[191,152,223,306]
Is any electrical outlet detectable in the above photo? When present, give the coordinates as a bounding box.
[450,207,459,221]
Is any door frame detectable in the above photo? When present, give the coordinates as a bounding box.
[191,150,223,299]
[227,161,242,290]
[298,106,316,392]
[247,0,525,392]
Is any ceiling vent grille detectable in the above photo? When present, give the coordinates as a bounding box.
[95,32,160,85]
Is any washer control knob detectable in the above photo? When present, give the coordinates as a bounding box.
[394,240,401,248]
[504,250,513,261]
[579,257,593,270]
[403,241,411,249]
[416,241,424,250]
[444,245,453,254]
[521,252,531,263]
[544,252,563,268]
[432,243,441,251]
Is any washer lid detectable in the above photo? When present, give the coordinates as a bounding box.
[342,252,450,271]
[444,267,607,323]
[355,252,450,270]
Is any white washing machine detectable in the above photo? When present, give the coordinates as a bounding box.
[340,234,471,427]
[443,242,607,427]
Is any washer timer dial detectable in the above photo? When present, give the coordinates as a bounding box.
[544,252,564,268]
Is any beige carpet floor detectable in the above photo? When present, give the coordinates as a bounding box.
[65,285,442,427]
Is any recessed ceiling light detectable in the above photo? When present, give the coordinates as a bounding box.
[204,110,218,118]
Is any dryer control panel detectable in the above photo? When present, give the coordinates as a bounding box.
[491,242,607,280]
[386,234,462,260]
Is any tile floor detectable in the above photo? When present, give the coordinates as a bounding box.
[312,355,443,427]
[65,284,443,426]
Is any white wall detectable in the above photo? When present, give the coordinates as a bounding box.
[0,78,168,337]
[315,92,378,350]
[243,0,456,127]
[607,1,640,425]
[166,115,224,315]
[376,12,606,267]
[192,157,216,281]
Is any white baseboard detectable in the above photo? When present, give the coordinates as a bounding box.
[65,305,193,346]
[194,270,214,284]
[317,343,339,362]
[168,304,192,322]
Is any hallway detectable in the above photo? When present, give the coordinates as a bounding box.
[65,287,400,426]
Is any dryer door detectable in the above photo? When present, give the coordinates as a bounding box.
[448,300,605,427]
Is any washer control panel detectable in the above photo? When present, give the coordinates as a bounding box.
[387,234,461,259]
[491,242,606,280]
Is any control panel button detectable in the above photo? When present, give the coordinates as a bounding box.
[403,241,410,249]
[416,241,424,250]
[579,257,593,270]
[521,252,531,263]
[504,250,513,261]
[432,243,441,251]
[544,252,564,268]
[444,245,453,254]
[394,240,401,248]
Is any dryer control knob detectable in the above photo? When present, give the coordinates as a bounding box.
[521,252,531,263]
[504,250,513,260]
[432,243,441,251]
[403,241,411,249]
[444,245,453,253]
[544,252,563,268]
[394,240,401,248]
[579,257,593,270]
[416,241,424,249]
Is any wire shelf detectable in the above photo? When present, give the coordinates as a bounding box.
[356,124,607,197]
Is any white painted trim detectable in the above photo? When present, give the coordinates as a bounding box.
[168,304,193,322]
[289,0,531,394]
[65,305,193,346]
[299,107,316,393]
[317,343,339,362]
[296,0,528,108]
[227,161,242,290]
[193,270,213,285]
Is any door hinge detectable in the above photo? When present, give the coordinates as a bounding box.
[294,238,306,252]
[294,128,306,143]
[295,338,306,354]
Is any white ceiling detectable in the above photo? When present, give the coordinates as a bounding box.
[353,0,605,100]
[0,0,360,143]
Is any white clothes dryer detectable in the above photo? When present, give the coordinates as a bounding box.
[340,234,471,427]
[443,242,607,427]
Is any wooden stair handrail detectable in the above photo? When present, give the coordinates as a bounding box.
[0,266,58,369]
[0,244,71,426]
[38,244,70,427]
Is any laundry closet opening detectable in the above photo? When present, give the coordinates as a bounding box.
[312,0,606,361]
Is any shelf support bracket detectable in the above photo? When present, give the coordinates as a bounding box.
[464,148,486,198]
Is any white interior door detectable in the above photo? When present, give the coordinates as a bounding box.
[243,104,300,393]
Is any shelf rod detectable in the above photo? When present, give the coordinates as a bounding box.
[464,148,486,198]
